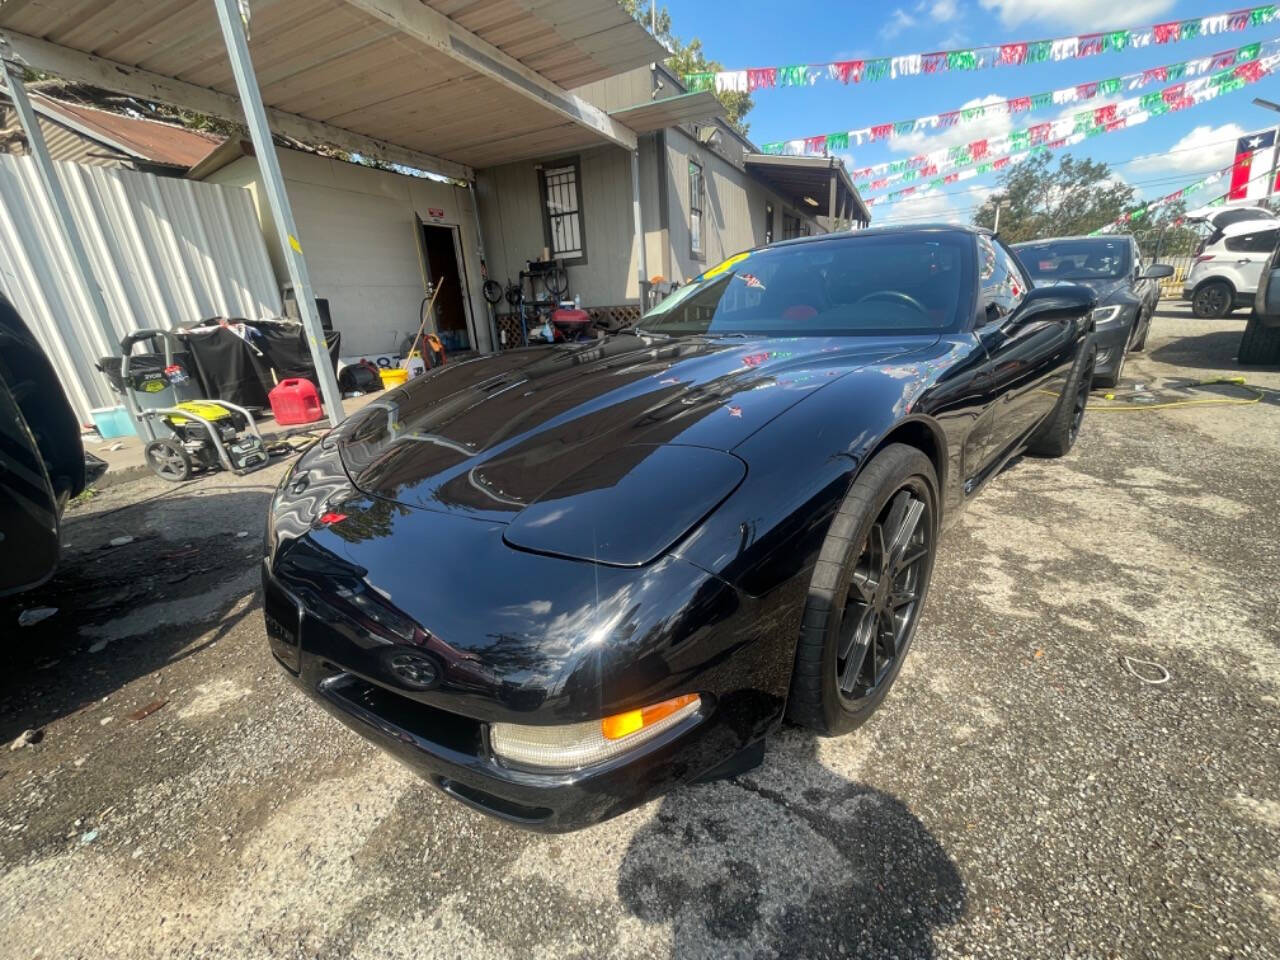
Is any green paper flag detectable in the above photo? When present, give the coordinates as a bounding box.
[1030,92,1053,110]
[1167,61,1186,81]
[1098,77,1121,96]
[1104,31,1128,52]
[948,50,978,71]
[1026,41,1052,63]
[825,132,849,151]
[685,73,714,92]
[1239,42,1261,61]
[779,65,808,87]
[864,59,889,82]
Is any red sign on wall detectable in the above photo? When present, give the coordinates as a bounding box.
[427,208,445,219]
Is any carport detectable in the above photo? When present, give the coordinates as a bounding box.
[743,153,870,231]
[0,0,665,424]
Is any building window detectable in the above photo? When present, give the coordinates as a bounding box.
[539,159,586,261]
[765,202,774,244]
[689,159,705,259]
[783,212,801,240]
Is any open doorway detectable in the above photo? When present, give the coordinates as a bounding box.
[417,218,474,353]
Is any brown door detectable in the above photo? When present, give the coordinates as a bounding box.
[419,222,472,352]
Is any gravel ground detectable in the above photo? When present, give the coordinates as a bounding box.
[1,303,1277,959]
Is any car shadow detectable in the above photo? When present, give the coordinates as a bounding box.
[616,726,965,958]
[0,488,270,745]
[1149,328,1273,371]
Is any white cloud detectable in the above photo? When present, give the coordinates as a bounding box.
[978,0,1174,30]
[890,94,1016,156]
[1128,124,1246,175]
[929,0,961,21]
[875,183,997,226]
[880,8,917,39]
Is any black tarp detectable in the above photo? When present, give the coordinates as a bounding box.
[177,319,340,410]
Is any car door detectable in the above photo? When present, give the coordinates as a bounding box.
[1226,227,1280,294]
[974,235,1078,463]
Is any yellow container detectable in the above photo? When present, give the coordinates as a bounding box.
[379,367,409,389]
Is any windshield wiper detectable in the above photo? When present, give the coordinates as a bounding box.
[632,327,672,340]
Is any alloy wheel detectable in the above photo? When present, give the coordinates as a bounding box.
[835,486,932,702]
[1194,285,1227,317]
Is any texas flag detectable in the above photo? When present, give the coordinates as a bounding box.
[1228,128,1278,200]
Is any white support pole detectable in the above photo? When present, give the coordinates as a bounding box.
[211,0,344,425]
[630,147,648,308]
[0,44,116,358]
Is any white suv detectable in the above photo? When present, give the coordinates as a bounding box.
[1183,208,1279,318]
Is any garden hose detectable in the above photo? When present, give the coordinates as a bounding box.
[1090,376,1264,412]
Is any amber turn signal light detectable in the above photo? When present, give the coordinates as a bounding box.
[601,694,701,741]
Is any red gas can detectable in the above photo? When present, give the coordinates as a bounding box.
[268,378,323,425]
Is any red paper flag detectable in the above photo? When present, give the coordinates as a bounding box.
[1153,21,1180,43]
[993,156,1012,169]
[1162,82,1186,104]
[870,123,893,141]
[970,139,989,160]
[748,67,778,91]
[923,52,948,73]
[1093,104,1118,126]
[1028,122,1052,143]
[804,135,826,153]
[1141,66,1168,84]
[1009,96,1032,113]
[1076,81,1098,99]
[938,111,961,127]
[999,43,1027,65]
[1236,60,1266,83]
[1078,34,1104,57]
[831,60,864,84]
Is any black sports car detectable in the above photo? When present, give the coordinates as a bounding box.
[263,225,1096,831]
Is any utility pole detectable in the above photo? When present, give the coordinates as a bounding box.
[993,201,1010,234]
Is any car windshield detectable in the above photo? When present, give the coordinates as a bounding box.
[1014,239,1131,281]
[635,232,971,337]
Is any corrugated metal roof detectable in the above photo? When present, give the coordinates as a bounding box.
[610,91,725,134]
[0,0,664,171]
[0,154,281,420]
[30,95,224,167]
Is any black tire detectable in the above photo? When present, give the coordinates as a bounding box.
[145,438,192,482]
[787,444,938,736]
[1130,308,1151,352]
[1027,343,1095,458]
[1192,281,1233,319]
[1238,313,1280,365]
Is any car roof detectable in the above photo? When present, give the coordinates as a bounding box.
[1220,218,1280,238]
[769,223,990,249]
[1011,235,1133,247]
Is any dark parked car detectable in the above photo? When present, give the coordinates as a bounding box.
[0,294,106,596]
[1012,235,1173,387]
[263,225,1096,831]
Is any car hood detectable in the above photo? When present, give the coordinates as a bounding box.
[1034,277,1127,302]
[338,332,936,519]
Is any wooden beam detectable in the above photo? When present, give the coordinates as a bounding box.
[0,29,473,181]
[339,0,637,151]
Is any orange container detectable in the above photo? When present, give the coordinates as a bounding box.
[268,378,323,425]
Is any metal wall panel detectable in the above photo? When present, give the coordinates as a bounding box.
[0,154,280,420]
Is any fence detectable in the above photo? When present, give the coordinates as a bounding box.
[1141,253,1194,299]
[0,155,280,421]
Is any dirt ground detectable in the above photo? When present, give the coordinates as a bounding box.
[2,303,1278,960]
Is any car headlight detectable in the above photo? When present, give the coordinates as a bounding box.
[489,694,702,771]
[1090,305,1125,328]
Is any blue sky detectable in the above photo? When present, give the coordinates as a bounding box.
[662,0,1280,224]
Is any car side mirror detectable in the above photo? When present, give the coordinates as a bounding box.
[1005,284,1096,328]
[1141,263,1174,280]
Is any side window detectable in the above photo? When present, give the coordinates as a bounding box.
[978,236,1028,322]
[1224,230,1279,253]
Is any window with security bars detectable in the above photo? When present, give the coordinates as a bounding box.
[689,160,705,259]
[540,161,585,261]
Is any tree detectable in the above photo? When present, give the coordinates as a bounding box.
[620,1,753,136]
[973,153,1135,242]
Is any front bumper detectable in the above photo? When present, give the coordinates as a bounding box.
[262,526,794,831]
[1090,322,1131,380]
